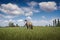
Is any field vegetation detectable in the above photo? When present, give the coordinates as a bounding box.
[0,27,60,40]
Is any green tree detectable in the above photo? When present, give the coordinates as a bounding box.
[56,19,60,27]
[53,19,56,27]
[9,22,15,27]
[16,24,19,27]
[55,19,56,26]
[53,20,54,27]
[49,24,50,27]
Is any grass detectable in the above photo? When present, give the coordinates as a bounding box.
[0,27,60,40]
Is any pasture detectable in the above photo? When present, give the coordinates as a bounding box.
[0,27,60,40]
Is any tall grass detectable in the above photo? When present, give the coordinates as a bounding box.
[0,27,60,40]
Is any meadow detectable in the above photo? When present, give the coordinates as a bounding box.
[0,27,60,40]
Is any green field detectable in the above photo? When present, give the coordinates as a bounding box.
[0,27,60,40]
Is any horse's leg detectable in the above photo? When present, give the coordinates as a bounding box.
[31,25,33,29]
[27,26,28,29]
[29,25,31,29]
[28,24,30,29]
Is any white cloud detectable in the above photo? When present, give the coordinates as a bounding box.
[22,7,40,16]
[17,19,24,22]
[39,2,57,11]
[28,1,38,8]
[42,16,46,19]
[26,16,32,19]
[26,16,32,21]
[0,14,16,19]
[0,20,9,26]
[17,19,25,26]
[22,7,33,16]
[58,6,60,10]
[8,19,16,22]
[0,3,40,17]
[32,20,49,26]
[4,16,15,18]
[25,12,33,16]
[0,3,24,15]
[0,14,4,18]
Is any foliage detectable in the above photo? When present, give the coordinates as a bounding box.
[53,19,60,27]
[9,22,15,27]
[16,24,19,27]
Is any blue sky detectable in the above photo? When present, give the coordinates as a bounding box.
[0,0,60,26]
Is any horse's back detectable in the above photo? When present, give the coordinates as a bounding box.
[27,22,32,25]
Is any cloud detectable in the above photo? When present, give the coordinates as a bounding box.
[22,7,40,16]
[22,7,33,16]
[58,6,60,10]
[32,20,50,26]
[27,1,38,8]
[0,14,4,18]
[39,2,57,11]
[42,16,46,19]
[0,20,9,26]
[26,16,32,21]
[0,3,24,15]
[0,3,40,17]
[16,19,25,26]
[0,14,16,19]
[17,19,24,22]
[4,16,15,18]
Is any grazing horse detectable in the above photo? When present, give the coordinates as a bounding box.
[24,20,33,29]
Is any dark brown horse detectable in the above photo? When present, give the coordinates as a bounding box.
[24,20,33,29]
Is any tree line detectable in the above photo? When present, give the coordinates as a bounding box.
[53,19,60,27]
[9,22,19,27]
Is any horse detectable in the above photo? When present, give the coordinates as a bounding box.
[24,20,33,29]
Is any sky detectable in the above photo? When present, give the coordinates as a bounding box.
[0,0,60,26]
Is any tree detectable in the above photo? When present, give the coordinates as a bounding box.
[55,19,56,26]
[58,19,60,26]
[16,24,19,27]
[56,19,60,27]
[53,19,60,27]
[49,24,50,27]
[53,20,54,26]
[9,22,15,27]
[53,19,56,27]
